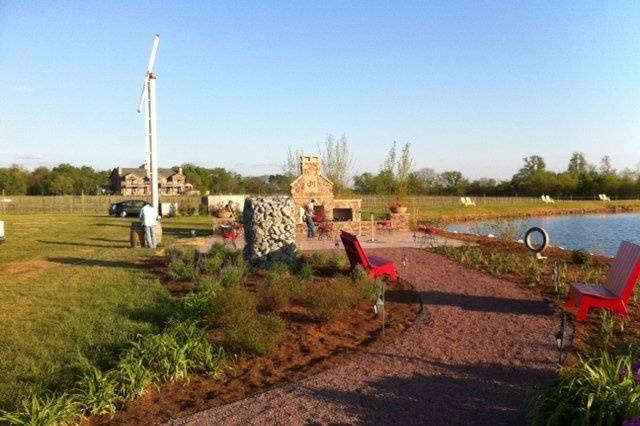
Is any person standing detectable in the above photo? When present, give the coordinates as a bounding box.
[306,198,317,238]
[139,203,158,248]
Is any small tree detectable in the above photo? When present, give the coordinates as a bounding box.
[396,142,413,197]
[319,135,353,195]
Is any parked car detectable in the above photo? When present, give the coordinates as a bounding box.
[109,200,147,217]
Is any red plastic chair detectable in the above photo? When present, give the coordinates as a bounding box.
[564,241,640,321]
[339,231,398,281]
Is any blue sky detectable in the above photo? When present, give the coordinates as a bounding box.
[1,1,640,179]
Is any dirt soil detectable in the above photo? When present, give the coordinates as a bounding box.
[162,248,559,425]
[89,257,421,426]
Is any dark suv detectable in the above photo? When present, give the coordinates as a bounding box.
[109,200,147,217]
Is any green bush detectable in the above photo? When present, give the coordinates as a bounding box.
[257,276,292,311]
[207,243,232,259]
[76,366,120,416]
[224,314,285,356]
[297,262,314,279]
[311,252,328,265]
[220,264,246,289]
[116,321,225,398]
[530,350,640,425]
[304,276,380,323]
[0,393,80,426]
[332,255,349,270]
[208,288,258,329]
[208,288,284,356]
[267,261,291,280]
[172,278,222,323]
[201,253,224,274]
[168,258,200,281]
[572,249,591,265]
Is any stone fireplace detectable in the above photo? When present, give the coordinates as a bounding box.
[290,155,361,223]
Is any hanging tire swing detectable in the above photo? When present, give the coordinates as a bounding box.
[524,227,549,253]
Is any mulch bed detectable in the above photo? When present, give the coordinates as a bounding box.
[435,229,640,359]
[88,256,421,425]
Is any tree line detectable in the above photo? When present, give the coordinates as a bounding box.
[1,140,638,198]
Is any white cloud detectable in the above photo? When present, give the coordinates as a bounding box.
[12,85,34,94]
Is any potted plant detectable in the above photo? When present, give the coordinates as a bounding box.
[390,199,408,214]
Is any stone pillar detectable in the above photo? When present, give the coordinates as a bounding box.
[243,196,298,268]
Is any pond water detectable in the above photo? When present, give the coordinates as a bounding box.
[446,213,640,256]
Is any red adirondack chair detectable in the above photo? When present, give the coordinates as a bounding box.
[339,231,398,281]
[564,241,640,321]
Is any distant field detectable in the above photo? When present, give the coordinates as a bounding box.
[4,195,640,220]
[0,214,213,410]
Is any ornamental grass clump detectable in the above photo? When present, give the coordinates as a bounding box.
[311,252,328,265]
[0,393,81,426]
[208,288,285,355]
[304,276,377,323]
[172,278,222,323]
[257,276,293,311]
[332,254,349,270]
[220,264,247,289]
[267,261,291,281]
[530,350,640,425]
[75,366,120,416]
[168,251,200,281]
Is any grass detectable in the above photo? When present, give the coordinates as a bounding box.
[0,213,215,411]
[363,198,640,224]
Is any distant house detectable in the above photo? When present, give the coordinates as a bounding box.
[110,165,192,196]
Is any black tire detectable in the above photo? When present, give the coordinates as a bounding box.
[119,210,127,218]
[524,227,549,253]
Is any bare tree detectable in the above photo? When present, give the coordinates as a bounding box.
[283,145,303,177]
[319,134,353,194]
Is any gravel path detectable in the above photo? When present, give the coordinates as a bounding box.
[170,248,559,426]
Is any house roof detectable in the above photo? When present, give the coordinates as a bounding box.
[115,167,183,179]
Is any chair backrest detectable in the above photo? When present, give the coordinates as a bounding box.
[604,241,640,299]
[340,231,371,269]
[466,197,473,204]
[541,195,546,202]
[460,197,467,205]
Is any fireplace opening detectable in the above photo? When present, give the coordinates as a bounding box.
[313,205,326,221]
[333,208,353,222]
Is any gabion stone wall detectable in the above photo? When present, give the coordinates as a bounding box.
[243,196,298,268]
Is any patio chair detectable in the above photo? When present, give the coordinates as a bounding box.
[460,197,469,206]
[564,241,640,321]
[541,195,548,203]
[465,197,476,206]
[339,231,398,281]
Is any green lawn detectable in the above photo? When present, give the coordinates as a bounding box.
[386,199,640,223]
[0,214,213,410]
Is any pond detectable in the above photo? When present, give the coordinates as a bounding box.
[446,213,640,256]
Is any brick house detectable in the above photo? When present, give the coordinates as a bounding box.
[110,166,192,196]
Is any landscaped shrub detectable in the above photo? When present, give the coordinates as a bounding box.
[223,314,285,356]
[115,356,156,399]
[120,321,225,383]
[208,288,284,355]
[297,262,314,279]
[267,261,291,281]
[168,251,200,281]
[208,288,258,329]
[311,252,328,265]
[76,366,120,416]
[201,253,224,274]
[530,350,640,425]
[572,249,591,265]
[0,393,80,426]
[220,264,246,289]
[207,243,232,259]
[172,278,222,323]
[303,277,375,323]
[257,276,292,311]
[332,254,349,270]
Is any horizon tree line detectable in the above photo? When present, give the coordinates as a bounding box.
[1,139,639,198]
